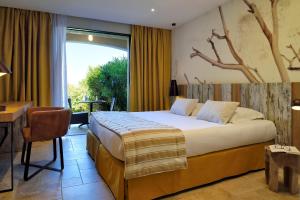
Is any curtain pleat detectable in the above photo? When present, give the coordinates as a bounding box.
[0,7,52,106]
[129,25,171,111]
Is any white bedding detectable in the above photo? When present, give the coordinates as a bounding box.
[90,111,276,161]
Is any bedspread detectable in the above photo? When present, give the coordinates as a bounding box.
[91,112,187,179]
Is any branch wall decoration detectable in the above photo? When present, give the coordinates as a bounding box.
[243,0,291,82]
[282,44,300,70]
[190,6,263,83]
[189,0,300,83]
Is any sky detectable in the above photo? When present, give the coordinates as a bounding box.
[66,42,128,85]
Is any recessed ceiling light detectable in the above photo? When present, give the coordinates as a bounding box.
[88,35,93,41]
[151,8,155,12]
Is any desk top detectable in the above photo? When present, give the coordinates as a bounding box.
[0,102,32,122]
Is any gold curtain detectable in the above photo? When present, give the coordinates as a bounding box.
[129,25,171,111]
[0,7,52,106]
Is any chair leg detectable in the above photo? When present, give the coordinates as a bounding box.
[21,142,27,165]
[22,138,65,181]
[59,137,64,170]
[53,138,57,161]
[24,142,32,181]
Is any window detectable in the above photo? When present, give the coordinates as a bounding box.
[66,29,130,111]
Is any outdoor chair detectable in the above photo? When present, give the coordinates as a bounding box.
[68,98,89,127]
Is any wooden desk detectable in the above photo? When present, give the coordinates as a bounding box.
[0,102,32,193]
[0,102,32,122]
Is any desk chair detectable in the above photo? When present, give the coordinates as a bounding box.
[21,107,71,181]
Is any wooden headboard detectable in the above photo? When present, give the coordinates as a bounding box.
[178,82,300,149]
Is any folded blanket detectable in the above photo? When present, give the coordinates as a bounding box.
[92,112,187,179]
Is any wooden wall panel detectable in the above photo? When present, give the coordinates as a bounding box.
[221,84,231,101]
[292,82,300,149]
[240,84,268,114]
[249,84,268,115]
[231,84,241,102]
[180,82,294,146]
[202,84,214,102]
[192,84,201,100]
[214,84,222,101]
[267,83,291,144]
[240,84,250,108]
[187,85,193,99]
[178,85,187,98]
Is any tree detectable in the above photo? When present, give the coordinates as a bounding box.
[68,80,89,112]
[86,57,128,111]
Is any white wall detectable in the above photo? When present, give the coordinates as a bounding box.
[172,0,300,84]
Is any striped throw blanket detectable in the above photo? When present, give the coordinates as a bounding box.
[92,112,187,179]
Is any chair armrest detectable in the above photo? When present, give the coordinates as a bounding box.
[28,109,71,141]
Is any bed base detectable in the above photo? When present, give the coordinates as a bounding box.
[87,130,273,200]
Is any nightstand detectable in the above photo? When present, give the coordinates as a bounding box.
[265,146,300,194]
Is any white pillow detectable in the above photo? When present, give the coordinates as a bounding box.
[191,103,204,116]
[229,107,265,123]
[170,98,198,116]
[196,100,239,124]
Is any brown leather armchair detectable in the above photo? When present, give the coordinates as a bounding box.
[21,107,71,181]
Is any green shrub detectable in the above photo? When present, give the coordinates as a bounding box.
[68,80,89,112]
[86,57,128,111]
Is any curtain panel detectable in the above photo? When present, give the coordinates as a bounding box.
[51,14,68,107]
[129,25,171,111]
[0,7,52,106]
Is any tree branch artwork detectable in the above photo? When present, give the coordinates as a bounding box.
[243,0,290,82]
[184,73,191,86]
[281,44,300,70]
[190,6,264,83]
[194,77,203,84]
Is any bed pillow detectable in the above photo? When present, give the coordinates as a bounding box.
[170,98,198,116]
[191,103,204,116]
[229,107,265,123]
[196,100,239,124]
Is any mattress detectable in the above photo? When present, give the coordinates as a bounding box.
[89,111,276,161]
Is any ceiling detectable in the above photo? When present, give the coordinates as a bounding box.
[0,0,229,29]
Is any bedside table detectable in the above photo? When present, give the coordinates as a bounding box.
[265,146,300,194]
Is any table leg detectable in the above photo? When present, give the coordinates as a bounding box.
[284,166,290,186]
[10,123,13,191]
[89,103,93,113]
[265,149,270,184]
[284,167,299,194]
[269,158,279,192]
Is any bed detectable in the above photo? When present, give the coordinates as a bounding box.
[87,110,276,200]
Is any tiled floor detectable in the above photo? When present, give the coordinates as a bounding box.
[0,125,114,200]
[0,126,299,200]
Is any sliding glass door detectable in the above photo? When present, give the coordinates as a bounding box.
[66,28,130,111]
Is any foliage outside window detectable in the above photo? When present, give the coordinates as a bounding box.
[68,57,128,112]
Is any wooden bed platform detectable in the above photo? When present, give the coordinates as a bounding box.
[87,130,273,200]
